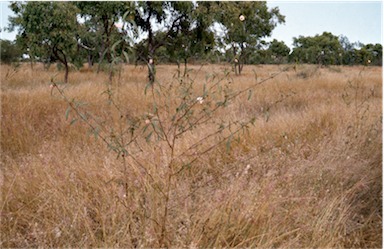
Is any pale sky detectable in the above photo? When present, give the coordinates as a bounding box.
[1,1,383,49]
[266,1,383,48]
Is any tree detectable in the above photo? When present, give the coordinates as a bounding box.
[371,43,382,66]
[290,32,343,66]
[213,2,285,74]
[164,2,215,76]
[133,1,168,83]
[75,2,130,72]
[267,39,290,64]
[339,35,356,65]
[356,43,382,66]
[9,2,79,83]
[131,1,194,83]
[0,39,22,64]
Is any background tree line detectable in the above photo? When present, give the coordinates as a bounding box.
[1,1,382,81]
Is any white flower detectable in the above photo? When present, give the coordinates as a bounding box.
[234,58,239,63]
[239,15,245,22]
[367,59,371,64]
[149,58,154,64]
[196,96,204,104]
[145,119,151,125]
[114,22,123,29]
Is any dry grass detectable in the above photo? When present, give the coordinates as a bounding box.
[1,62,382,248]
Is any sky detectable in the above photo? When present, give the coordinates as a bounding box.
[0,1,382,49]
[266,1,383,48]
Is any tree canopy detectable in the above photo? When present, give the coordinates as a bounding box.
[289,32,382,66]
[0,39,22,64]
[4,1,381,80]
[212,1,285,74]
[8,2,80,82]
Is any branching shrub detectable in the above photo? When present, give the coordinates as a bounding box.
[50,51,284,246]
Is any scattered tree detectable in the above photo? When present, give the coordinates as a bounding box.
[6,1,380,74]
[266,39,290,64]
[75,2,131,72]
[290,32,343,66]
[132,1,199,84]
[164,2,215,77]
[0,39,22,64]
[213,2,285,74]
[8,2,80,82]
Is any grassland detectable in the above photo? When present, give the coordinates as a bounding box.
[1,63,382,247]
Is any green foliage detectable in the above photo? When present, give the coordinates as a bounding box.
[290,32,382,66]
[0,39,22,64]
[7,0,379,73]
[162,3,216,75]
[131,1,207,82]
[9,2,80,82]
[290,32,343,66]
[75,2,132,69]
[267,39,290,64]
[356,43,382,66]
[212,1,285,74]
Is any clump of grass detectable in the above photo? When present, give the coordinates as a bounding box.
[295,64,321,79]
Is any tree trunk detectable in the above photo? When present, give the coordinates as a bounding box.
[183,58,188,77]
[147,15,155,84]
[64,62,69,83]
[97,43,105,73]
[177,60,181,78]
[233,44,239,75]
[53,48,69,83]
[238,44,244,75]
[103,16,112,64]
[29,52,34,70]
[87,53,93,69]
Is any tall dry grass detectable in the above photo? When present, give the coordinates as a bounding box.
[1,63,382,247]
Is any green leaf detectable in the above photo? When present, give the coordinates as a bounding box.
[92,127,99,140]
[111,40,122,53]
[79,113,87,121]
[265,110,270,122]
[144,82,152,95]
[65,106,71,120]
[121,148,129,157]
[122,50,130,63]
[145,131,153,143]
[142,123,150,133]
[216,101,224,107]
[202,83,208,98]
[108,144,118,153]
[247,89,253,100]
[70,118,78,125]
[176,103,187,113]
[226,134,233,153]
[252,69,258,82]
